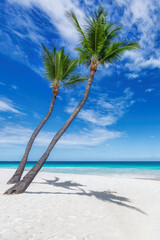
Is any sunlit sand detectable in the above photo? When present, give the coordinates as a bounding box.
[0,169,160,240]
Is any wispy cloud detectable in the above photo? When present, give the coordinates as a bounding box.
[126,73,139,79]
[145,88,154,93]
[125,52,160,72]
[0,29,31,68]
[98,88,135,118]
[0,124,122,148]
[59,127,122,147]
[0,82,6,86]
[150,135,155,138]
[0,0,86,75]
[66,88,135,127]
[67,106,117,126]
[0,116,5,121]
[33,112,41,119]
[7,0,85,45]
[140,58,160,69]
[0,97,22,114]
[11,84,18,90]
[117,0,160,71]
[96,0,160,73]
[2,0,160,75]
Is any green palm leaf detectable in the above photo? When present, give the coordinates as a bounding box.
[61,59,78,80]
[68,6,140,67]
[42,43,87,89]
[66,11,87,42]
[63,75,88,89]
[99,42,140,65]
[42,43,55,80]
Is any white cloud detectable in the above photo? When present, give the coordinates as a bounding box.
[100,102,114,109]
[0,116,5,121]
[4,0,160,75]
[0,0,86,74]
[145,88,154,93]
[60,128,122,147]
[116,0,160,71]
[12,29,45,45]
[97,0,160,73]
[0,29,31,68]
[123,87,134,98]
[66,107,117,126]
[0,97,21,114]
[57,95,63,101]
[0,124,122,148]
[65,88,135,127]
[65,96,117,126]
[11,84,18,90]
[83,0,92,5]
[126,73,139,79]
[5,4,46,45]
[2,0,160,87]
[150,135,155,138]
[7,0,85,44]
[33,112,41,119]
[0,27,43,75]
[137,79,142,83]
[98,88,134,117]
[0,82,6,86]
[0,125,33,146]
[125,52,160,71]
[140,58,160,69]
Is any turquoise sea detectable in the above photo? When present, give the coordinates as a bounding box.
[0,161,160,178]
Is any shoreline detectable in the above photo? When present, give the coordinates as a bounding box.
[1,165,160,180]
[0,168,160,239]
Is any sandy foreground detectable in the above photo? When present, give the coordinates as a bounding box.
[0,169,160,240]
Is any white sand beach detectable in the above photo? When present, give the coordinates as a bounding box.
[0,169,160,240]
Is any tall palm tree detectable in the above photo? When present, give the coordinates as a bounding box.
[4,6,139,194]
[7,44,87,184]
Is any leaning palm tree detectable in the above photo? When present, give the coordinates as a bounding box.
[7,44,87,184]
[5,6,139,194]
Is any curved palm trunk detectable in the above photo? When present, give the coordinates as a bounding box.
[7,94,57,184]
[4,70,95,194]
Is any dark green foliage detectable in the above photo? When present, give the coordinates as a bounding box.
[42,44,87,88]
[63,75,88,89]
[67,6,140,67]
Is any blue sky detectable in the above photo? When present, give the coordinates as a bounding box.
[1,0,160,161]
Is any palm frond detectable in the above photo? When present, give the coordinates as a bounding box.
[74,48,91,66]
[67,11,93,57]
[66,11,87,41]
[61,59,78,80]
[42,44,81,89]
[56,47,65,80]
[90,5,108,21]
[99,42,140,65]
[84,6,109,56]
[42,43,55,80]
[67,5,140,67]
[63,75,88,89]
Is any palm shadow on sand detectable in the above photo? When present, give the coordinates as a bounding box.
[26,177,146,215]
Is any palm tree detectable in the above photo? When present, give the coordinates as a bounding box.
[4,6,139,194]
[7,44,87,184]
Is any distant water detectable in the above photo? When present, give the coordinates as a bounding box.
[0,161,160,178]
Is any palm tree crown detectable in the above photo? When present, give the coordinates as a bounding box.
[67,6,140,69]
[42,44,87,93]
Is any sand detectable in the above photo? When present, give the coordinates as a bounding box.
[0,168,160,240]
